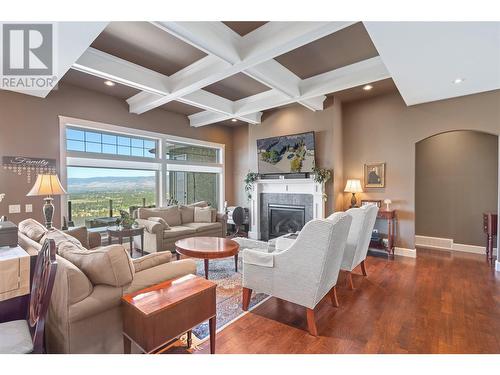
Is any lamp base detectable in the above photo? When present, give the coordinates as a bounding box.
[350,193,357,208]
[43,196,54,229]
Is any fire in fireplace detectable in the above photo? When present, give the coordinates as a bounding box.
[268,204,306,239]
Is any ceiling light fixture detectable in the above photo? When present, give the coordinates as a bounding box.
[104,80,115,87]
[231,119,237,122]
[453,78,465,84]
[363,84,373,91]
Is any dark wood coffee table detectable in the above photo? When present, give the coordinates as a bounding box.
[107,226,144,257]
[175,237,240,279]
[122,274,217,354]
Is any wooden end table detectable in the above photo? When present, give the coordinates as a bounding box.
[107,226,144,257]
[175,237,240,279]
[121,274,217,354]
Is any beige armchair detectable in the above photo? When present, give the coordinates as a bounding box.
[17,219,196,353]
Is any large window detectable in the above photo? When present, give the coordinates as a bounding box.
[66,127,157,158]
[61,117,225,228]
[67,167,156,227]
[168,171,219,207]
[165,142,219,163]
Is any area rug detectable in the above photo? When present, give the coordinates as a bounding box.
[190,255,268,341]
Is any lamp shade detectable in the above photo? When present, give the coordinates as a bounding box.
[344,179,363,193]
[27,174,67,197]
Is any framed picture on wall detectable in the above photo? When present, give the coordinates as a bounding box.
[364,162,385,188]
[361,199,382,208]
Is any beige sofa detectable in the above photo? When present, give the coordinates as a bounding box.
[17,219,196,354]
[135,202,227,254]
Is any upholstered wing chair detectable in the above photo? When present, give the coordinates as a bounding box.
[331,204,379,289]
[241,215,352,336]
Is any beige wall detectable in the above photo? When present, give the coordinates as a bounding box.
[231,124,249,207]
[0,83,234,227]
[343,90,500,249]
[415,131,498,246]
[233,97,344,216]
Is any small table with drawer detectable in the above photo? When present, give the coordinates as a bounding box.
[121,273,217,354]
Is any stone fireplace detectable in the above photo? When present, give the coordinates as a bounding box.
[248,178,325,240]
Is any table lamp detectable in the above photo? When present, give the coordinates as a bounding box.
[27,174,67,229]
[384,199,392,211]
[344,179,363,208]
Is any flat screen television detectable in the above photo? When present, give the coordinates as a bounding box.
[256,131,316,174]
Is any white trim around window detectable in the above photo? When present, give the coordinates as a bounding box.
[59,115,226,224]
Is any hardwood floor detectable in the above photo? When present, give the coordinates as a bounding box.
[194,248,500,354]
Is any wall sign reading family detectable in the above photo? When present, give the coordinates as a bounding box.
[2,156,56,183]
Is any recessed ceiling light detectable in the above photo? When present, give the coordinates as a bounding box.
[363,84,373,91]
[104,80,115,87]
[453,78,465,84]
[231,119,237,122]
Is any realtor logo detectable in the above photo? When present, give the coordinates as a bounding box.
[1,23,57,90]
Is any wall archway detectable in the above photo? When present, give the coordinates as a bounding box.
[415,130,498,248]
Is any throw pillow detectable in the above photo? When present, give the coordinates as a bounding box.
[58,241,134,287]
[147,217,170,230]
[179,205,195,223]
[41,228,82,249]
[189,201,209,208]
[18,218,48,242]
[194,206,213,223]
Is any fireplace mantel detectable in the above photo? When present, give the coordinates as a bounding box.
[248,178,326,240]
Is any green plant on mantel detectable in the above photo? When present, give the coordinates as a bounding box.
[312,166,332,184]
[312,166,332,202]
[244,172,259,201]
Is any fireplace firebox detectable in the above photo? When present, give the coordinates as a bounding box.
[268,204,306,239]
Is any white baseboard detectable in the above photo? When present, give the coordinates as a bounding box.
[496,260,500,272]
[415,235,497,255]
[394,247,417,258]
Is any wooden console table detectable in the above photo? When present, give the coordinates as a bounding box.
[107,226,144,257]
[121,274,217,354]
[369,210,396,257]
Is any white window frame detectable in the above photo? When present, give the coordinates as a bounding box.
[59,116,225,224]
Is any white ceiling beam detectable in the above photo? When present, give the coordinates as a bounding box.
[129,21,355,114]
[152,22,241,63]
[72,48,262,124]
[189,56,390,127]
[73,48,171,95]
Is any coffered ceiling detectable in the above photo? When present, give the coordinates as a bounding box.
[12,21,497,126]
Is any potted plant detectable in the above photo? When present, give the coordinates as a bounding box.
[117,210,136,229]
[244,172,259,201]
[312,166,332,201]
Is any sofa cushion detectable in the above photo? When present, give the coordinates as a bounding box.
[194,206,213,223]
[190,201,208,208]
[138,206,182,227]
[57,241,134,287]
[147,217,170,230]
[183,222,222,232]
[179,205,195,224]
[41,228,82,249]
[132,252,172,273]
[18,219,48,242]
[162,226,196,239]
